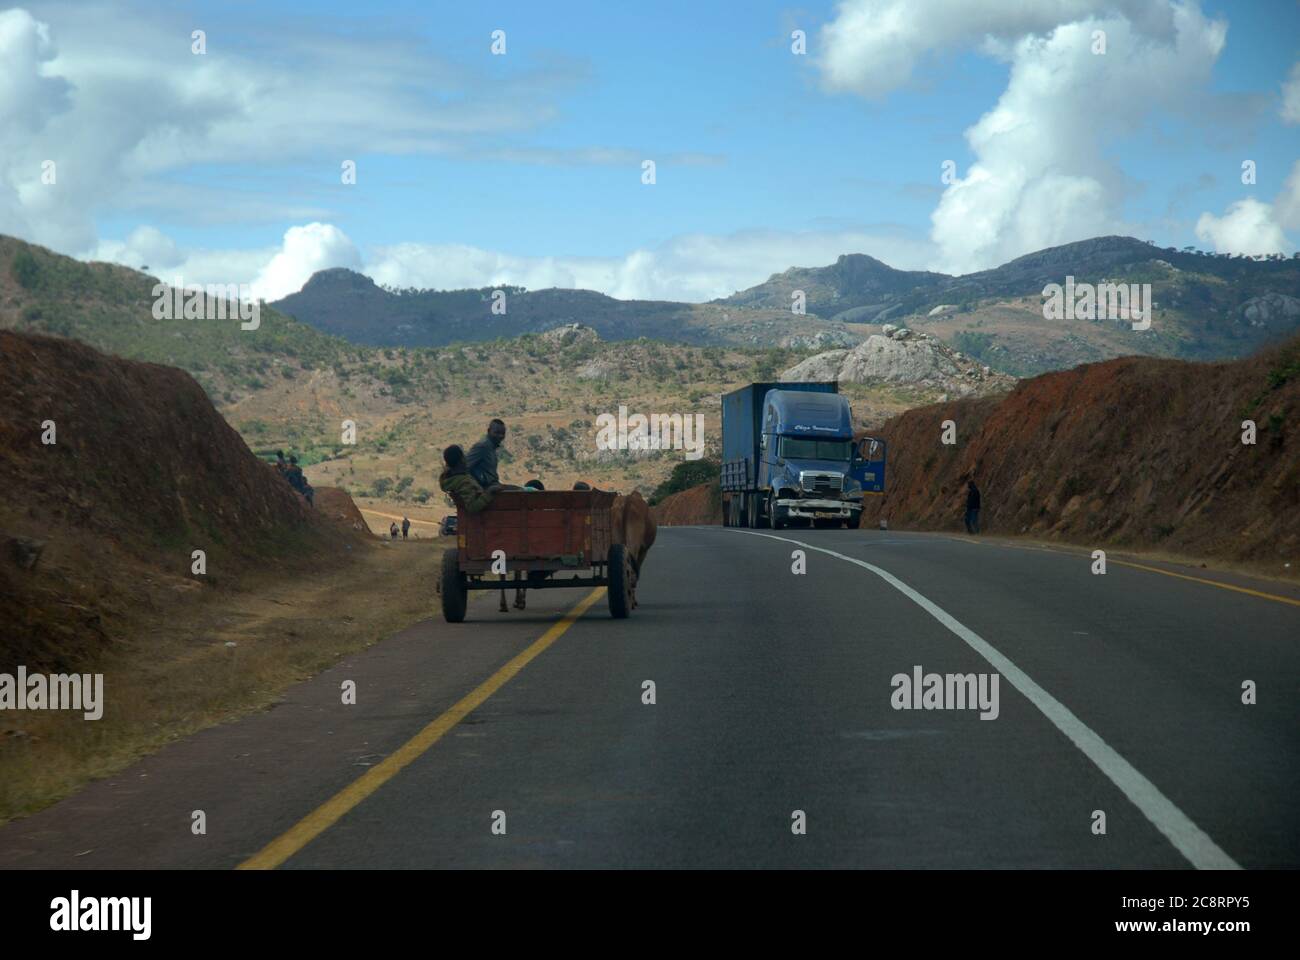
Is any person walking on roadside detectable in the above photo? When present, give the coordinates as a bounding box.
[390,522,399,540]
[964,479,981,535]
[401,516,410,539]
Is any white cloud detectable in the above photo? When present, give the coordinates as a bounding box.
[1194,159,1300,255]
[249,224,361,301]
[366,227,935,302]
[88,222,361,301]
[86,223,937,303]
[1195,198,1288,255]
[1275,160,1300,232]
[0,4,579,253]
[818,0,1169,99]
[818,1,1228,274]
[1281,61,1300,125]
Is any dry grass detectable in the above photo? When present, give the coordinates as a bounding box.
[0,538,443,824]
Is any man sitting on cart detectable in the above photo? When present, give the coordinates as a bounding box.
[439,444,501,511]
[440,444,529,612]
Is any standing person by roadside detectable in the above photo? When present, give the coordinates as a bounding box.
[965,479,981,535]
[401,517,411,539]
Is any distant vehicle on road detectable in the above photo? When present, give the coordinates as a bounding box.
[720,381,885,529]
[438,515,458,537]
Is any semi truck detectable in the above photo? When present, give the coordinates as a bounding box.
[720,381,885,529]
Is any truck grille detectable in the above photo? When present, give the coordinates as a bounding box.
[799,471,844,495]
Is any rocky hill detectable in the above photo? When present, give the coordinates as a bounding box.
[272,266,856,350]
[270,236,1300,376]
[723,235,1299,325]
[781,324,1016,398]
[719,253,949,324]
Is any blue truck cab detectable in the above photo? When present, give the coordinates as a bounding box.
[721,382,885,529]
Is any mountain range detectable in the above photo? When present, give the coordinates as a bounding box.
[272,236,1300,374]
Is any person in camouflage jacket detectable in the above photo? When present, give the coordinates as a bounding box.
[439,444,498,513]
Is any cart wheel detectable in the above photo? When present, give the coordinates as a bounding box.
[607,543,632,619]
[441,548,468,622]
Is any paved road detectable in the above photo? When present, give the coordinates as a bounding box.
[2,528,1296,869]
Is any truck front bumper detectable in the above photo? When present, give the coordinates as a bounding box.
[775,498,862,520]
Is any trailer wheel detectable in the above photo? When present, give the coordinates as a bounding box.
[607,544,632,619]
[441,548,468,622]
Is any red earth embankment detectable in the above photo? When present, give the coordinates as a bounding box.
[858,334,1300,564]
[0,331,372,671]
[652,482,723,526]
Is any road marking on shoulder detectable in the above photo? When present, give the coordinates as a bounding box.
[946,535,1300,608]
[732,529,1241,871]
[1106,558,1300,608]
[237,587,607,870]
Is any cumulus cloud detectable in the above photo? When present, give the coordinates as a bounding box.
[1194,159,1300,255]
[0,8,74,241]
[819,0,1169,99]
[360,227,936,302]
[0,4,582,253]
[249,224,362,301]
[1275,160,1300,232]
[87,223,936,303]
[1194,198,1289,255]
[89,222,361,301]
[818,0,1228,274]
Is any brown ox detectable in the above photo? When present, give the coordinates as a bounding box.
[610,490,656,607]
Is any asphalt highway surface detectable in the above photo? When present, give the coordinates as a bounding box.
[1,528,1296,869]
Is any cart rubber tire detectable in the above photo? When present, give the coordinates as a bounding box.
[441,548,468,623]
[607,543,632,619]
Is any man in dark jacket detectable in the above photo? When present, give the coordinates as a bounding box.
[965,479,981,534]
[466,419,506,488]
[401,517,410,539]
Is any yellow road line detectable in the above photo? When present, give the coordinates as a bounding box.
[946,535,1300,608]
[237,586,607,870]
[1105,558,1300,608]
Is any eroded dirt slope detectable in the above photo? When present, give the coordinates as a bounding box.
[859,334,1299,564]
[0,331,370,671]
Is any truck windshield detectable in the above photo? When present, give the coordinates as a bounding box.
[778,437,852,460]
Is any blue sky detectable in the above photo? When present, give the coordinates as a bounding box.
[2,0,1298,300]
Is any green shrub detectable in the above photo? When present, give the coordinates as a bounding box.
[11,249,39,290]
[649,458,720,505]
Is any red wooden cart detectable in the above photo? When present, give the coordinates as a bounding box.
[439,490,635,622]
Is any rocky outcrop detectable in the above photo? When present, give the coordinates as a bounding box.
[781,328,1014,396]
[1238,293,1300,328]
